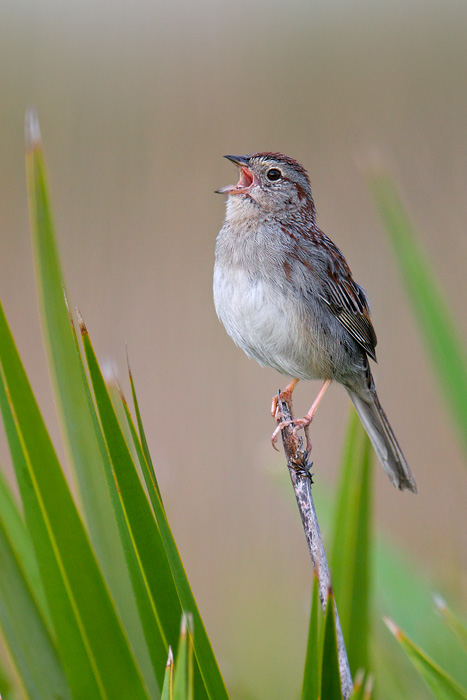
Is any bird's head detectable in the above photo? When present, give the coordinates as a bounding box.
[216,152,315,221]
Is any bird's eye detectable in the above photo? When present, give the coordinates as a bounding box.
[266,168,282,181]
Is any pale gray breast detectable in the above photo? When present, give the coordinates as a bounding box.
[213,220,366,382]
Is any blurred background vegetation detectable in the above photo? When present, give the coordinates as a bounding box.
[0,1,466,698]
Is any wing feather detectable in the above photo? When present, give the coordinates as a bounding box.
[314,233,378,361]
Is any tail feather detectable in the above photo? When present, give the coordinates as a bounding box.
[347,389,417,493]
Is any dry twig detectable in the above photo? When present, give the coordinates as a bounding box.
[276,391,353,699]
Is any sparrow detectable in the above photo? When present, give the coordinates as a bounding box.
[213,152,417,493]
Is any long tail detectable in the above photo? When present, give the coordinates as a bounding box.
[346,388,417,493]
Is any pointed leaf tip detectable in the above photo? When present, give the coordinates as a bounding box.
[101,360,117,385]
[25,107,42,150]
[125,345,132,376]
[63,287,70,312]
[103,365,127,404]
[76,308,87,335]
[433,593,447,611]
[167,646,174,667]
[353,669,365,689]
[62,288,76,329]
[383,617,402,640]
[363,674,374,698]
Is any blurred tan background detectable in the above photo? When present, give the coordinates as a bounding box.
[1,0,466,697]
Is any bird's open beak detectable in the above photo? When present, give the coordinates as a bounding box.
[215,154,257,195]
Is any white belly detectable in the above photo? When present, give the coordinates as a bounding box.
[213,266,323,380]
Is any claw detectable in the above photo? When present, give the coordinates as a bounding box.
[271,422,284,449]
[271,394,279,419]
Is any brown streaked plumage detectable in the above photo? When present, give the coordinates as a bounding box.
[214,152,417,493]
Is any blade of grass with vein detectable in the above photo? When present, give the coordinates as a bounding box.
[25,108,125,567]
[82,324,229,700]
[69,310,159,696]
[78,349,171,693]
[0,463,48,626]
[81,319,217,692]
[161,648,174,700]
[0,301,150,700]
[128,357,163,503]
[128,376,231,700]
[320,590,343,700]
[0,471,71,700]
[115,375,221,700]
[124,362,231,700]
[385,619,467,700]
[173,617,189,700]
[115,377,166,519]
[80,321,179,684]
[25,110,156,692]
[367,169,467,455]
[331,409,373,676]
[302,573,320,700]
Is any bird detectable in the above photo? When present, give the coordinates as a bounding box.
[213,152,417,493]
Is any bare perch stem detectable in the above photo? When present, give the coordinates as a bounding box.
[276,392,353,699]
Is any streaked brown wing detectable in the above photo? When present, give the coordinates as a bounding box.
[317,235,378,361]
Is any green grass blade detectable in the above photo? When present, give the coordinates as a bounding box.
[129,371,231,700]
[0,652,13,700]
[434,596,467,653]
[302,573,320,700]
[385,618,467,700]
[25,109,126,568]
[0,470,71,700]
[0,461,48,628]
[161,648,174,700]
[367,170,467,455]
[374,543,467,693]
[188,618,195,700]
[173,617,189,700]
[116,377,167,522]
[0,300,150,700]
[81,326,173,693]
[320,590,343,700]
[74,312,159,694]
[115,383,226,699]
[331,409,373,675]
[25,111,157,694]
[128,356,163,503]
[80,320,187,680]
[81,320,229,700]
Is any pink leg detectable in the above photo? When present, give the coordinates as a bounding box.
[271,378,299,418]
[271,379,332,451]
[304,379,332,424]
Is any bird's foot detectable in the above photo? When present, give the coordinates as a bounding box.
[271,415,313,453]
[272,379,332,451]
